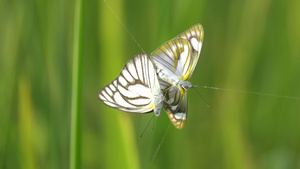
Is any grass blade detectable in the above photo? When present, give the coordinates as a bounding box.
[70,0,83,168]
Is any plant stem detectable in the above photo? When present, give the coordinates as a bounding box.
[70,0,83,168]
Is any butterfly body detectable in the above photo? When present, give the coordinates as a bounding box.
[156,68,194,89]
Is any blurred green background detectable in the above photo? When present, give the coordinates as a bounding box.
[1,0,300,169]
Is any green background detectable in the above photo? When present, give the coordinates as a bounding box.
[1,0,300,168]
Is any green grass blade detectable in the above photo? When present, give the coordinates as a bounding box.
[70,0,83,168]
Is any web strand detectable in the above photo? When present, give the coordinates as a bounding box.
[148,124,171,169]
[103,0,146,54]
[139,115,155,139]
[195,85,300,100]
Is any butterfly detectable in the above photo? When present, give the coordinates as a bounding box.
[99,53,164,117]
[99,24,204,129]
[150,24,204,129]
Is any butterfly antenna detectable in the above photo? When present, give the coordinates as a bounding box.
[192,87,210,108]
[139,115,155,139]
[103,0,146,54]
[194,85,220,90]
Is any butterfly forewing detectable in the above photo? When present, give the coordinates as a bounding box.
[99,54,163,114]
[176,24,204,53]
[151,24,204,81]
[151,39,193,82]
[176,24,204,78]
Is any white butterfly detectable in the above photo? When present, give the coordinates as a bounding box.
[99,53,164,116]
[99,24,204,129]
[150,24,204,129]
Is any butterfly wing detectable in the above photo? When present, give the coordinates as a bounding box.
[151,24,204,81]
[151,38,193,82]
[175,24,204,78]
[163,85,187,129]
[99,53,163,114]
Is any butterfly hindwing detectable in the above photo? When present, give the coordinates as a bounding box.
[163,85,187,129]
[99,53,163,114]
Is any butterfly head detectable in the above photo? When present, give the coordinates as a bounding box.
[178,80,193,89]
